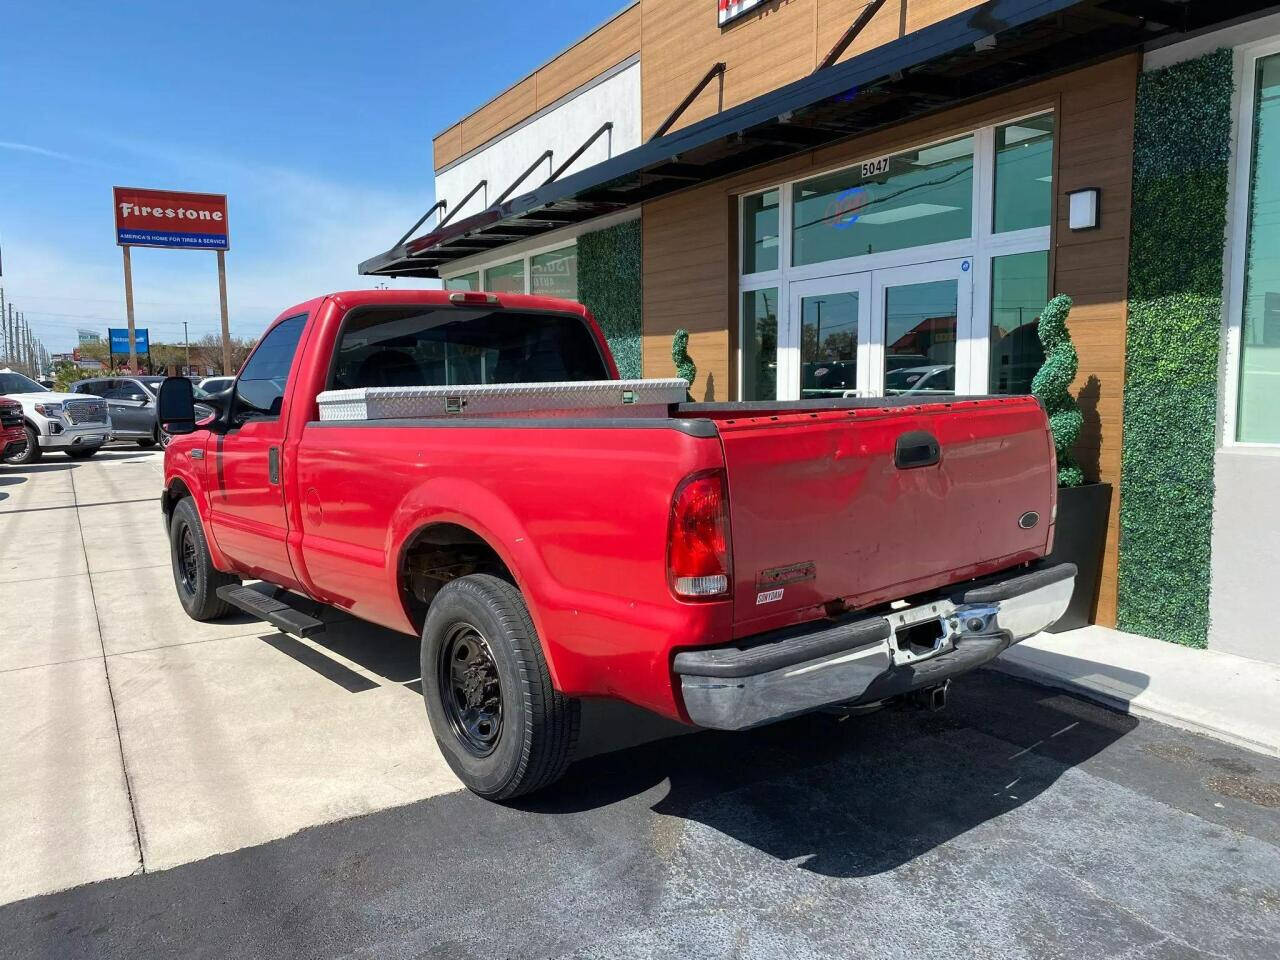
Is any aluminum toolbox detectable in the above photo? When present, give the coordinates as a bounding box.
[315,379,690,422]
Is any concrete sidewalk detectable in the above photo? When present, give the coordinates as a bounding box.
[996,625,1280,758]
[0,446,684,906]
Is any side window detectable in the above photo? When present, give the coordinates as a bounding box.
[234,314,307,420]
[76,381,105,396]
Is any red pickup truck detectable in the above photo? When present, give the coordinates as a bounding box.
[156,289,1073,799]
[0,397,27,462]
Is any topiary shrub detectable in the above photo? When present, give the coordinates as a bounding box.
[1031,294,1084,488]
[671,329,697,386]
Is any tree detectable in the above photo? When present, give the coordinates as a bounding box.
[189,333,254,375]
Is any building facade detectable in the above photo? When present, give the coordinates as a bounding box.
[362,0,1280,663]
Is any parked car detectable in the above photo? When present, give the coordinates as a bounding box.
[0,369,110,464]
[196,376,233,397]
[0,397,27,462]
[884,363,956,396]
[71,376,209,448]
[157,290,1073,800]
[72,376,163,447]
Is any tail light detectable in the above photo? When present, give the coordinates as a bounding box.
[449,291,500,306]
[668,470,732,600]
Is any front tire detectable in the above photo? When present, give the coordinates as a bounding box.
[3,426,40,465]
[421,574,580,800]
[169,497,239,621]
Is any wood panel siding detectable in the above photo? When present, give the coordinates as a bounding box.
[816,0,904,66]
[432,5,640,171]
[641,54,1138,626]
[435,124,464,170]
[538,4,641,108]
[459,76,538,156]
[1051,54,1139,627]
[640,0,986,138]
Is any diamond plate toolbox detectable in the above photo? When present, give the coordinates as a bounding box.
[316,379,690,422]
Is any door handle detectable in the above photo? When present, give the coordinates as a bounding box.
[895,431,940,469]
[268,446,280,484]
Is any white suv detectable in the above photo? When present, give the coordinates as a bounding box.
[0,370,112,464]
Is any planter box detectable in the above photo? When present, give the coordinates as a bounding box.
[1045,482,1112,633]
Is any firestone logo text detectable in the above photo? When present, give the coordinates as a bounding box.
[118,203,224,222]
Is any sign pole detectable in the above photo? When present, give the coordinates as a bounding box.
[217,249,231,375]
[122,245,137,373]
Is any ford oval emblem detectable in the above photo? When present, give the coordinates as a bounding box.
[1019,511,1040,530]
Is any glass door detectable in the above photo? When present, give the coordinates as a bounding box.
[784,274,872,400]
[870,258,974,398]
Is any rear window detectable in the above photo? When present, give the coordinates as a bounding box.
[330,306,608,390]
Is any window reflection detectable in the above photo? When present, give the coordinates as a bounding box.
[1239,53,1280,443]
[792,136,974,266]
[994,114,1055,233]
[800,293,858,398]
[990,251,1049,394]
[884,280,958,397]
[742,289,778,401]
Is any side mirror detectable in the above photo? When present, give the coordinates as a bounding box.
[157,376,198,435]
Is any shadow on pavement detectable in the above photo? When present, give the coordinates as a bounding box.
[519,669,1142,878]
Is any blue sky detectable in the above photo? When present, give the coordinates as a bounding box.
[0,0,620,353]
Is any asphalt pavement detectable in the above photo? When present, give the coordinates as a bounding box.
[4,669,1278,959]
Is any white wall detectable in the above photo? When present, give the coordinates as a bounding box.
[433,60,641,230]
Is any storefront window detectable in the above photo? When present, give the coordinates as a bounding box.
[742,190,779,274]
[445,272,479,291]
[742,289,778,401]
[791,135,974,266]
[993,114,1055,233]
[989,251,1049,394]
[530,246,578,299]
[484,259,525,294]
[1238,52,1280,443]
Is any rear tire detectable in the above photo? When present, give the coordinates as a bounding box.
[65,446,99,460]
[421,574,580,800]
[3,426,40,465]
[169,497,239,621]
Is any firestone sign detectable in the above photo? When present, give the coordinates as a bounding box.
[112,186,229,250]
[718,0,763,26]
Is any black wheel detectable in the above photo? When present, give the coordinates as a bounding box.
[421,574,580,800]
[2,426,39,465]
[65,446,100,460]
[169,497,239,621]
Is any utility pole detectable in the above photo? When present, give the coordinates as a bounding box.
[217,249,231,374]
[5,303,13,369]
[0,288,6,365]
[122,246,137,373]
[183,320,190,373]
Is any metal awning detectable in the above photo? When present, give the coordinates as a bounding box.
[360,0,1271,278]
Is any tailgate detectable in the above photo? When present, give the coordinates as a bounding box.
[718,397,1056,634]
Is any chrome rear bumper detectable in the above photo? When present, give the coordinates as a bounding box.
[674,562,1075,731]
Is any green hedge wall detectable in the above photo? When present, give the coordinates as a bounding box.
[1117,50,1233,647]
[577,219,643,378]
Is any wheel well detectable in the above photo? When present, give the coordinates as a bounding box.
[162,479,193,528]
[399,523,512,631]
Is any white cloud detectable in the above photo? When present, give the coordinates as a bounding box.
[0,141,88,164]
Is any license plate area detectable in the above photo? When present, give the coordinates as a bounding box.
[887,600,956,665]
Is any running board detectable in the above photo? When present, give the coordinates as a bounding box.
[216,585,326,638]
